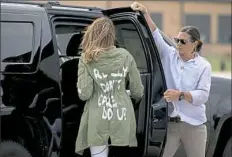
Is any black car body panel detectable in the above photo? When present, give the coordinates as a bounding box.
[205,77,231,157]
[1,2,62,157]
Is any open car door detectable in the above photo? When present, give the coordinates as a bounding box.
[102,7,169,157]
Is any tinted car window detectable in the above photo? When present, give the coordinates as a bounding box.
[55,21,148,72]
[0,22,33,63]
[55,25,84,56]
[114,20,148,72]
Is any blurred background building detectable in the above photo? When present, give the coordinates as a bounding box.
[35,0,231,76]
[59,0,231,74]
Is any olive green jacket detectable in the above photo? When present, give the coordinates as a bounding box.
[75,47,144,155]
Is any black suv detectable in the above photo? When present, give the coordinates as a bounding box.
[0,1,231,157]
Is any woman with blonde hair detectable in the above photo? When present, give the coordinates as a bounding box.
[75,17,144,157]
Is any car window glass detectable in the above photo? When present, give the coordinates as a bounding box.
[55,25,84,57]
[114,20,148,72]
[0,22,33,63]
[55,21,148,72]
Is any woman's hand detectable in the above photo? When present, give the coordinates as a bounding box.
[164,89,181,102]
[131,2,157,32]
[131,2,147,14]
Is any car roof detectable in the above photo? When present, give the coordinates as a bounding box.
[1,1,45,14]
[1,1,103,15]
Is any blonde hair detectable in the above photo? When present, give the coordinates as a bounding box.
[81,17,116,63]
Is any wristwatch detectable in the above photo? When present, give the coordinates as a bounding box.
[179,92,185,101]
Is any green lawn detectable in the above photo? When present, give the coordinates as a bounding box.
[204,54,231,72]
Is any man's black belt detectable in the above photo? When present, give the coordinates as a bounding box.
[168,116,181,123]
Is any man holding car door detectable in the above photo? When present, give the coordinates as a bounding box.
[131,2,212,157]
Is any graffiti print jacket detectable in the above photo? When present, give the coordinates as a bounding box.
[75,47,144,154]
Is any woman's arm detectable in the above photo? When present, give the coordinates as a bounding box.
[163,63,212,104]
[143,12,175,59]
[131,2,157,32]
[131,2,175,59]
[188,63,212,105]
[77,57,93,101]
[128,56,144,102]
[143,12,157,32]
